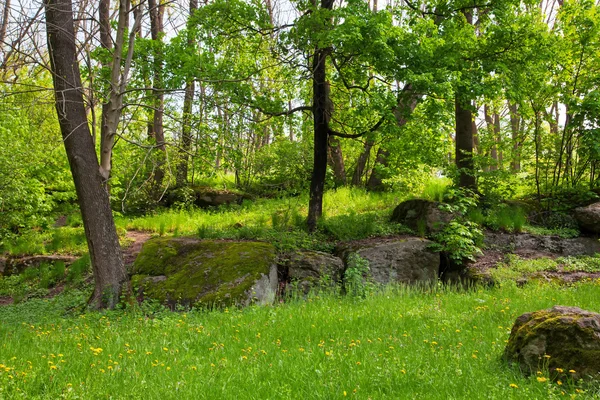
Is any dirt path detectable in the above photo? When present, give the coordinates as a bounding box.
[123,230,153,267]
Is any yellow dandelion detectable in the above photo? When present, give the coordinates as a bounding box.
[50,365,57,370]
[569,369,576,374]
[557,380,562,385]
[556,368,564,373]
[509,383,518,388]
[536,377,547,383]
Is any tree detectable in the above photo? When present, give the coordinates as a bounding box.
[44,0,126,309]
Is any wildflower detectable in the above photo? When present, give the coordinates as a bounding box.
[471,354,477,359]
[569,369,576,374]
[343,391,347,397]
[557,380,563,386]
[509,383,518,388]
[163,347,168,352]
[556,368,564,373]
[50,365,57,370]
[544,355,551,359]
[356,362,361,365]
[537,377,547,383]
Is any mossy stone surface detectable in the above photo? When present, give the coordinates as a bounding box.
[504,306,600,380]
[131,237,277,308]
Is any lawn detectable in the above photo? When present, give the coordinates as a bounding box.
[1,281,599,399]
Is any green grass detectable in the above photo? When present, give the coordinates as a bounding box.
[1,282,600,399]
[120,188,408,250]
[490,255,600,282]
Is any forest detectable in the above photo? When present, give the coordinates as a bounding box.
[1,0,600,398]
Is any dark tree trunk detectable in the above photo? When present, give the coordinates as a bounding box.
[328,136,346,186]
[352,140,373,186]
[44,0,126,309]
[508,101,521,172]
[307,0,334,232]
[176,0,198,187]
[367,84,418,191]
[455,94,476,190]
[483,104,499,171]
[149,0,166,195]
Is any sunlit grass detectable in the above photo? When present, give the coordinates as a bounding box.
[1,281,599,398]
[120,187,406,239]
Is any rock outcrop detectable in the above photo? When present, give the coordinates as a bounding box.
[337,237,440,285]
[131,237,278,308]
[391,199,454,235]
[504,306,600,380]
[574,202,600,234]
[281,250,344,293]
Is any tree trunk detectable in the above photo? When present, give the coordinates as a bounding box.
[366,84,418,191]
[0,0,10,49]
[483,104,499,171]
[508,101,521,172]
[44,0,126,309]
[328,136,346,186]
[149,0,166,196]
[307,0,334,232]
[455,94,476,190]
[176,0,198,187]
[352,140,373,186]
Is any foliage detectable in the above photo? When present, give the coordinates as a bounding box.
[431,220,484,262]
[490,254,600,282]
[343,253,373,297]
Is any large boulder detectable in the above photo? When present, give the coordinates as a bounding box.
[574,202,600,234]
[504,306,600,379]
[484,232,600,258]
[391,199,454,235]
[281,250,344,293]
[336,237,440,285]
[131,238,278,308]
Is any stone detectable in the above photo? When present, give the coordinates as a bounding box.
[504,306,600,379]
[282,250,344,293]
[574,202,600,234]
[336,237,440,285]
[131,237,278,308]
[390,199,454,235]
[484,232,600,258]
[2,255,78,277]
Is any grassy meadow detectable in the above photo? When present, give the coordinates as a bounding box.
[1,281,600,399]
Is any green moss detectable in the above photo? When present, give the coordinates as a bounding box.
[132,238,276,307]
[505,309,600,378]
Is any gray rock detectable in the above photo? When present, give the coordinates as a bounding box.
[484,232,600,257]
[574,202,600,234]
[283,250,344,292]
[391,199,454,234]
[337,237,440,285]
[504,306,600,379]
[131,237,278,308]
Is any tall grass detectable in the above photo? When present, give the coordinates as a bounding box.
[0,282,599,398]
[122,188,407,242]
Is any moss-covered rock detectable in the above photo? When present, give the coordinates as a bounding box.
[131,238,277,308]
[504,306,600,380]
[280,250,344,294]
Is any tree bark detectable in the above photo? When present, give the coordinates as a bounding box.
[148,0,166,196]
[483,104,499,171]
[307,0,334,232]
[351,140,373,186]
[44,0,126,309]
[366,84,418,191]
[328,135,346,186]
[508,100,521,172]
[176,0,198,187]
[0,0,11,51]
[455,94,476,190]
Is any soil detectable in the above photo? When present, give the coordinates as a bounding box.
[122,231,153,267]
